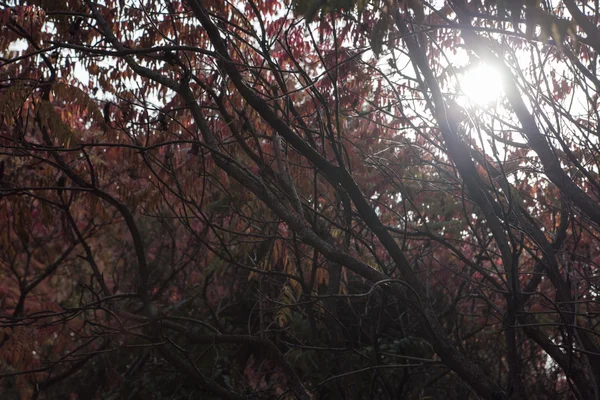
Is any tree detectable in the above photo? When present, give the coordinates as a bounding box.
[1,0,600,398]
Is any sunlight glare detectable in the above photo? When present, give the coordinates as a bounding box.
[458,63,503,106]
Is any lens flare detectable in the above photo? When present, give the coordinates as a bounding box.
[459,63,503,105]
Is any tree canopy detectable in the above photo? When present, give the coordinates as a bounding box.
[1,0,600,398]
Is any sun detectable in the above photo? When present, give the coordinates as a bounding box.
[458,63,504,106]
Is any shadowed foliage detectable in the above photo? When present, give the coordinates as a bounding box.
[1,0,600,399]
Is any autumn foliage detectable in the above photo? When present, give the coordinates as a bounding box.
[1,0,600,399]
